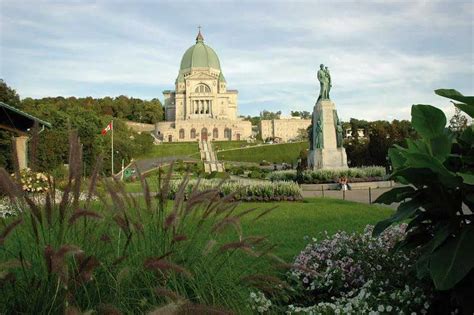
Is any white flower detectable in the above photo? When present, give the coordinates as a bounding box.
[378,305,385,312]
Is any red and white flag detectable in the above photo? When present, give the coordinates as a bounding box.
[101,121,113,135]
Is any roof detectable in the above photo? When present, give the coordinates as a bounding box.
[177,30,223,79]
[0,101,51,134]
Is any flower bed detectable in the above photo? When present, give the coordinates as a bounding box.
[289,224,432,313]
[249,224,433,314]
[268,166,386,184]
[168,179,302,201]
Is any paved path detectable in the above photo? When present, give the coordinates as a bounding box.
[302,187,397,208]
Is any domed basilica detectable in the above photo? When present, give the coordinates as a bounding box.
[155,30,251,142]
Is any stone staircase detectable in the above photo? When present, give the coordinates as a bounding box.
[199,140,224,173]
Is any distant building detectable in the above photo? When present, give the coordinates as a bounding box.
[155,30,251,142]
[260,117,311,142]
[344,127,367,138]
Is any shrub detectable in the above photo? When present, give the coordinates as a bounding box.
[167,179,302,201]
[373,89,474,313]
[268,166,386,183]
[0,133,279,314]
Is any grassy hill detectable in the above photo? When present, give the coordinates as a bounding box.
[137,142,199,159]
[217,141,309,164]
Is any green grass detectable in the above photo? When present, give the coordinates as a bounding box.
[237,198,392,261]
[212,141,259,151]
[217,142,309,164]
[137,142,199,159]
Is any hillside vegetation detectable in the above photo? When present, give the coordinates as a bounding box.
[217,142,309,164]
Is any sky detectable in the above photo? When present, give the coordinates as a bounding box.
[1,0,473,121]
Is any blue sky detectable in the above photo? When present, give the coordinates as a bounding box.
[1,0,472,121]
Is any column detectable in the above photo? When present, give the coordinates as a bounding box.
[14,135,29,170]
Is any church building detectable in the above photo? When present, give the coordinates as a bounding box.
[155,30,251,142]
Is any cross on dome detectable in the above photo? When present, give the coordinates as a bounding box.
[196,25,204,43]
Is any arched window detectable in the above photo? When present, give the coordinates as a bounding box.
[179,129,185,139]
[213,128,218,139]
[190,128,196,139]
[195,84,211,93]
[224,128,232,140]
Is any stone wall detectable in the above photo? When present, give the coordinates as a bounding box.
[259,118,311,142]
[125,121,155,133]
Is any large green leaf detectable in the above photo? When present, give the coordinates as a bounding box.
[430,133,452,162]
[388,147,407,170]
[411,105,447,140]
[459,125,474,147]
[435,89,474,106]
[454,103,474,119]
[429,225,474,290]
[403,152,460,187]
[457,172,474,185]
[374,186,415,205]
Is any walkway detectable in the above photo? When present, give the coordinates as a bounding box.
[200,140,224,173]
[302,187,397,208]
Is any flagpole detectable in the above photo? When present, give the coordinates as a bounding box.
[111,120,114,177]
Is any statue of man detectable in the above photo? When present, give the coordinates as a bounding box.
[333,110,343,147]
[312,111,323,149]
[317,64,329,101]
[325,66,332,99]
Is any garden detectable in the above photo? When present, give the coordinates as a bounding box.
[0,89,473,314]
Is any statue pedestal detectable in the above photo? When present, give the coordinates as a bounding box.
[308,147,348,169]
[308,99,348,170]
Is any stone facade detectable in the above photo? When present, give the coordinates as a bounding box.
[156,30,251,142]
[260,117,311,142]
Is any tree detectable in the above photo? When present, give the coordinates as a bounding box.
[0,79,21,107]
[0,80,20,170]
[260,110,281,120]
[291,111,311,119]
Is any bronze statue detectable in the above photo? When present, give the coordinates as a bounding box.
[325,66,331,99]
[318,64,329,101]
[312,111,324,149]
[333,110,343,147]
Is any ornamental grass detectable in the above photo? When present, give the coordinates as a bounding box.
[0,131,288,314]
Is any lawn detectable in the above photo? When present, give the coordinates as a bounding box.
[236,198,392,261]
[217,141,309,164]
[136,142,199,159]
[212,140,259,151]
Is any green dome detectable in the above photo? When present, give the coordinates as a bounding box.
[179,31,222,71]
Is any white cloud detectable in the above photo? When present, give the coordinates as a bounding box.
[0,0,472,122]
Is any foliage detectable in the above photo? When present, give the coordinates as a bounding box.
[0,134,279,314]
[268,166,386,183]
[374,89,474,314]
[270,225,432,314]
[0,80,155,175]
[260,110,281,120]
[218,142,309,164]
[167,179,302,201]
[344,119,416,167]
[19,95,164,124]
[290,111,311,119]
